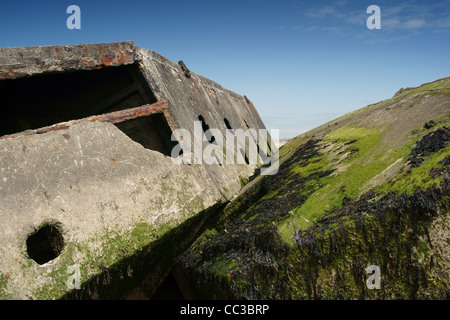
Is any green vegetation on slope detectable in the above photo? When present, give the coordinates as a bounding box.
[175,76,450,300]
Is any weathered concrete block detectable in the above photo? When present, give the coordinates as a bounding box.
[0,41,269,299]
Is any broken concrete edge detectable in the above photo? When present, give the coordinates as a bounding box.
[0,40,261,118]
[0,40,265,186]
[0,117,257,300]
[0,120,222,299]
[0,41,138,80]
[0,100,169,141]
[0,41,266,299]
[0,41,266,166]
[0,40,256,105]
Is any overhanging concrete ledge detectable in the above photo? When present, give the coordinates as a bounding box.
[0,41,269,299]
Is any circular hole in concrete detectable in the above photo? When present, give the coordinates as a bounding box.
[26,222,64,265]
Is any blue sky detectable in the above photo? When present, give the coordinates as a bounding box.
[1,0,449,138]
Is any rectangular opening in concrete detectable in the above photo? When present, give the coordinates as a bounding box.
[114,112,179,157]
[0,63,157,136]
[0,63,178,156]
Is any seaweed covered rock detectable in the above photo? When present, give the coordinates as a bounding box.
[175,139,335,299]
[175,77,450,300]
[424,120,437,129]
[408,126,450,168]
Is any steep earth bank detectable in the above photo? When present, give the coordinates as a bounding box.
[174,77,450,299]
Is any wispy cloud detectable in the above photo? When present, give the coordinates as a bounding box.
[379,4,428,30]
[434,17,450,29]
[402,19,426,29]
[306,5,344,19]
[382,17,401,29]
[381,17,426,30]
[345,12,366,26]
[382,5,409,17]
[379,1,450,31]
[296,0,450,40]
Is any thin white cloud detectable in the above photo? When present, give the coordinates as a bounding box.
[381,17,426,30]
[345,13,366,26]
[306,5,341,19]
[403,19,426,29]
[434,17,450,28]
[335,0,348,7]
[382,5,409,17]
[382,18,401,29]
[296,1,449,38]
[380,2,450,31]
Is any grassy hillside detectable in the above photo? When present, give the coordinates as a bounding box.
[174,77,450,299]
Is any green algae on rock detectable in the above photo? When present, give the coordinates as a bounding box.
[174,77,450,300]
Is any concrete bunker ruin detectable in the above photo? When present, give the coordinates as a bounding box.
[0,62,177,156]
[0,41,272,299]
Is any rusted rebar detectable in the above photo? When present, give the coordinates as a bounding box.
[1,100,169,140]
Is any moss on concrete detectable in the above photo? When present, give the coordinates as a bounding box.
[54,200,225,300]
[0,273,8,298]
[11,195,213,300]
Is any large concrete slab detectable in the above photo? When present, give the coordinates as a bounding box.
[0,41,270,299]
